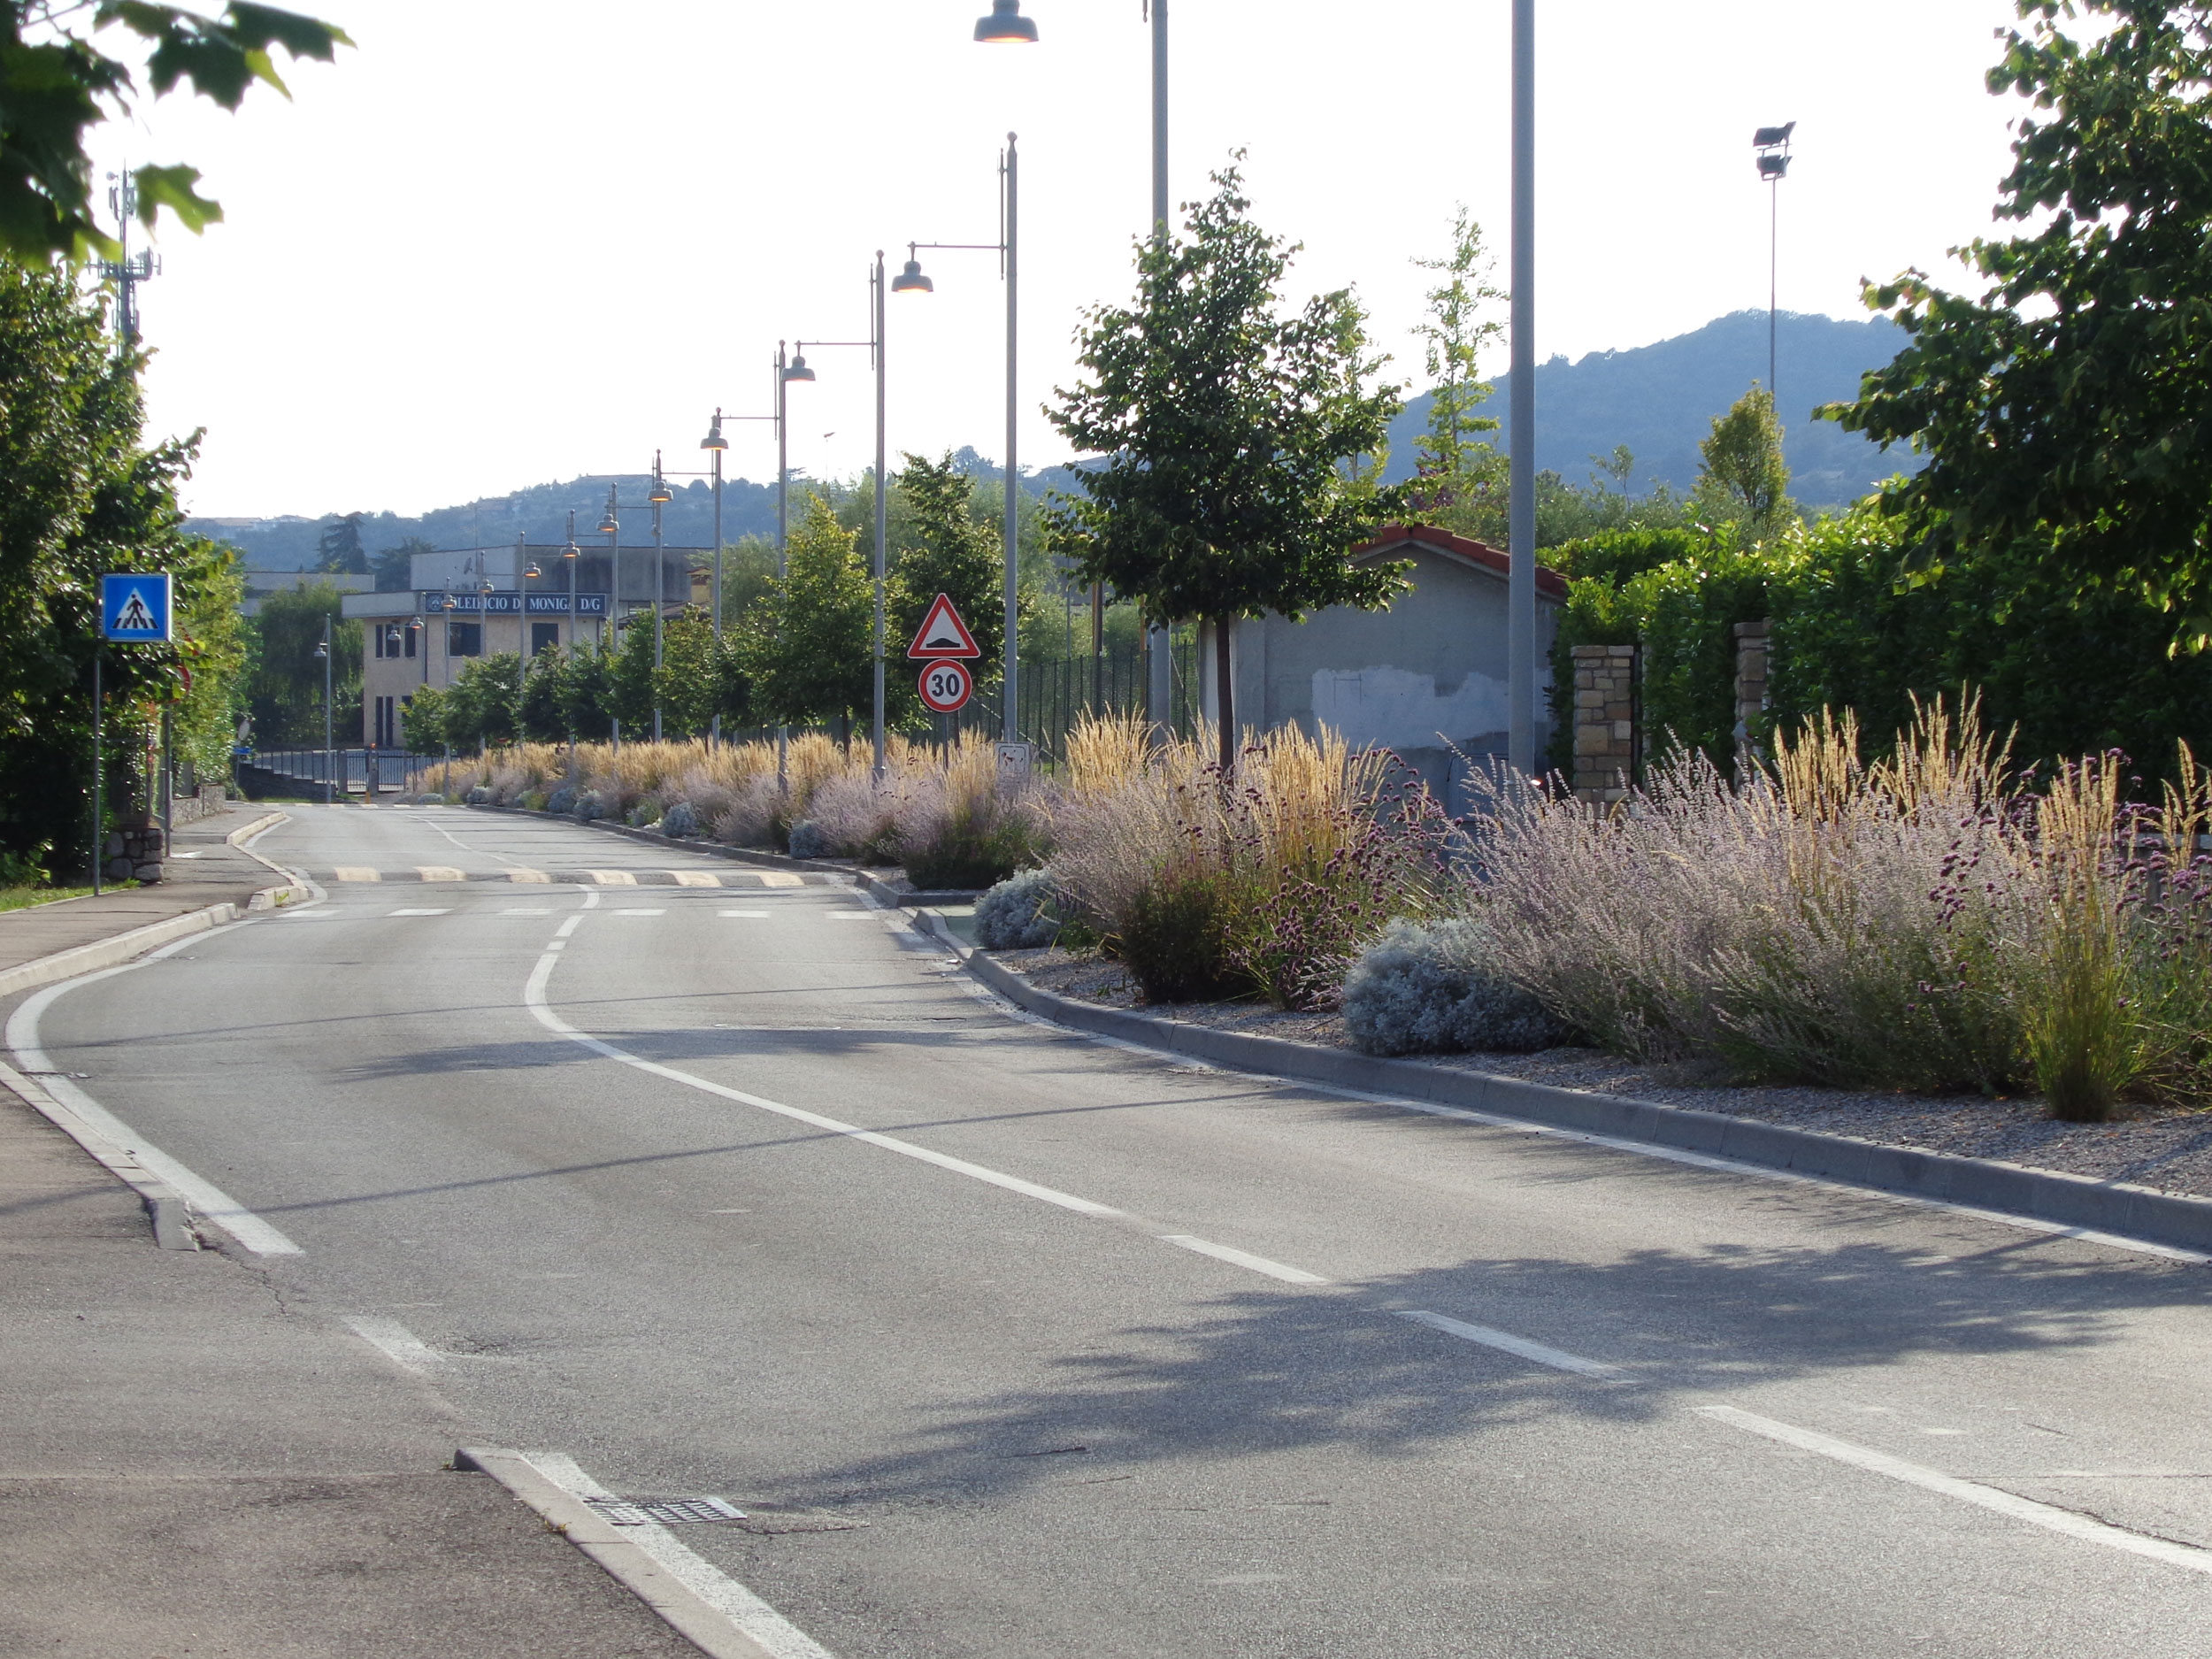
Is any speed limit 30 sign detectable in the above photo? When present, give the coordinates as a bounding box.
[918,659,973,713]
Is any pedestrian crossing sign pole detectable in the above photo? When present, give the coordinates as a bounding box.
[91,573,173,894]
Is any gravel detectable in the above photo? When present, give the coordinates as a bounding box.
[995,947,2212,1202]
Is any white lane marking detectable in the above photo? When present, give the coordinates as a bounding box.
[669,872,720,887]
[757,872,804,887]
[1701,1404,2212,1578]
[388,908,452,917]
[6,962,303,1256]
[171,850,205,859]
[524,1453,838,1659]
[555,914,584,938]
[613,908,666,917]
[344,1316,444,1372]
[281,909,341,920]
[415,865,466,882]
[719,910,771,918]
[502,907,553,916]
[580,887,601,909]
[825,911,874,920]
[1157,1233,1330,1286]
[331,865,379,882]
[508,870,551,883]
[1397,1310,1619,1377]
[587,870,638,887]
[523,950,1124,1219]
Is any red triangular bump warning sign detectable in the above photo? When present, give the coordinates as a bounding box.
[907,591,981,659]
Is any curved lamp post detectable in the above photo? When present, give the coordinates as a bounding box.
[892,133,1021,748]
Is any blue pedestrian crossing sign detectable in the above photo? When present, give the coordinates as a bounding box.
[101,572,171,641]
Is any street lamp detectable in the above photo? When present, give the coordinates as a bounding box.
[787,255,890,781]
[893,133,1022,749]
[313,617,334,805]
[972,0,1038,42]
[1754,121,1795,411]
[702,397,781,746]
[563,508,582,676]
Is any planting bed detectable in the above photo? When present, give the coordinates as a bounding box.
[997,945,2212,1203]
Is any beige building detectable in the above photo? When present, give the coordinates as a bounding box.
[342,540,701,748]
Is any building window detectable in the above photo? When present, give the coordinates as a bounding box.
[530,621,561,657]
[404,623,418,658]
[448,620,482,657]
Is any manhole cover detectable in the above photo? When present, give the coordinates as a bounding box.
[585,1495,746,1527]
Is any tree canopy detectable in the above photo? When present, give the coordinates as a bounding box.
[1,3,349,261]
[1048,162,1409,764]
[736,493,874,744]
[1832,0,2212,649]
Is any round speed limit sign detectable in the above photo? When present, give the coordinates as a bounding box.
[917,659,973,713]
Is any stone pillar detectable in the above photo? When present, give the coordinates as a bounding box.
[108,823,165,885]
[1733,619,1772,771]
[1571,643,1638,803]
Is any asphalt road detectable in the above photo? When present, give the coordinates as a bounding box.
[13,803,2212,1657]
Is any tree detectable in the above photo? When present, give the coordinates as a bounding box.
[0,3,349,262]
[889,450,1004,716]
[736,493,873,746]
[1829,0,2212,649]
[560,641,615,741]
[606,612,657,737]
[443,653,520,751]
[1048,163,1411,768]
[246,581,357,743]
[654,606,749,737]
[1409,205,1506,510]
[1694,387,1794,535]
[372,534,434,593]
[314,511,366,573]
[399,683,447,752]
[518,644,566,742]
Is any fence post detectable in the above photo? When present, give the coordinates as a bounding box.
[1571,643,1638,805]
[1732,619,1772,779]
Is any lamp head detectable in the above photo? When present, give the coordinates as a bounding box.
[1752,122,1796,150]
[649,479,672,504]
[891,250,933,294]
[1757,153,1791,180]
[783,352,816,383]
[974,0,1037,42]
[702,409,728,451]
[525,561,542,580]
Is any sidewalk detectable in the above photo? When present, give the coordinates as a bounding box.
[0,1086,704,1657]
[0,806,296,986]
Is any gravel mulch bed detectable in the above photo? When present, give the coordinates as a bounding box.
[995,947,2212,1202]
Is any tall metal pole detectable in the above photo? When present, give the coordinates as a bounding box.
[1769,175,1779,408]
[90,650,103,895]
[651,453,665,742]
[1145,0,1173,742]
[872,253,889,783]
[710,432,724,746]
[1507,0,1537,777]
[775,344,790,793]
[322,615,334,805]
[1002,134,1020,748]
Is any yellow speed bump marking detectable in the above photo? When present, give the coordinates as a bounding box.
[415,866,466,882]
[757,872,803,888]
[331,866,379,883]
[668,872,720,887]
[507,869,551,883]
[586,870,637,886]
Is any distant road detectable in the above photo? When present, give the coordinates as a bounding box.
[19,803,2212,1658]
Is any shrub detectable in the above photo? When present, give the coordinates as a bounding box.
[547,782,579,815]
[975,868,1062,950]
[1119,861,1248,1003]
[572,788,610,822]
[892,737,1043,890]
[1343,918,1568,1056]
[804,772,898,861]
[661,800,700,839]
[713,772,787,849]
[627,794,664,828]
[466,785,492,805]
[787,818,829,858]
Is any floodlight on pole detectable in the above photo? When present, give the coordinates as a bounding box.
[974,0,1038,42]
[1754,121,1795,408]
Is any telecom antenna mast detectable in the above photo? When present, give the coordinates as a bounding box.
[98,171,160,351]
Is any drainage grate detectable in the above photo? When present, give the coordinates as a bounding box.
[585,1495,747,1527]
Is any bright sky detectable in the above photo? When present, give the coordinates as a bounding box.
[95,0,2027,519]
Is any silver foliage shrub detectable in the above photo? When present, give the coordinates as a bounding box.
[974,868,1061,950]
[546,782,579,816]
[712,773,786,848]
[787,818,829,858]
[1342,918,1567,1056]
[572,788,610,822]
[660,800,700,839]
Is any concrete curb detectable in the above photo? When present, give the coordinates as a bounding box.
[918,914,2212,1260]
[0,901,242,1002]
[457,1448,784,1659]
[464,801,980,907]
[0,1057,198,1249]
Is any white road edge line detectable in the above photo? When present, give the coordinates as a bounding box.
[5,941,303,1256]
[924,924,2208,1269]
[1700,1403,2212,1578]
[457,1447,836,1659]
[523,948,1124,1220]
[1397,1309,1618,1377]
[1157,1233,1330,1285]
[343,1315,444,1371]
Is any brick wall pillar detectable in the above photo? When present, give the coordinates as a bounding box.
[1571,643,1638,803]
[1733,619,1771,772]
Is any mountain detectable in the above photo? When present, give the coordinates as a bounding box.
[1383,310,1914,508]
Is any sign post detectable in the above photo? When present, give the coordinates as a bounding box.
[96,574,172,894]
[906,592,981,728]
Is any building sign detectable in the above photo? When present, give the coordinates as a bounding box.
[421,591,608,615]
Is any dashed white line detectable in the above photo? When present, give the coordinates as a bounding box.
[1396,1310,1619,1377]
[344,1316,444,1372]
[719,910,771,918]
[613,908,666,917]
[1701,1404,2212,1577]
[388,908,452,918]
[1156,1233,1330,1286]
